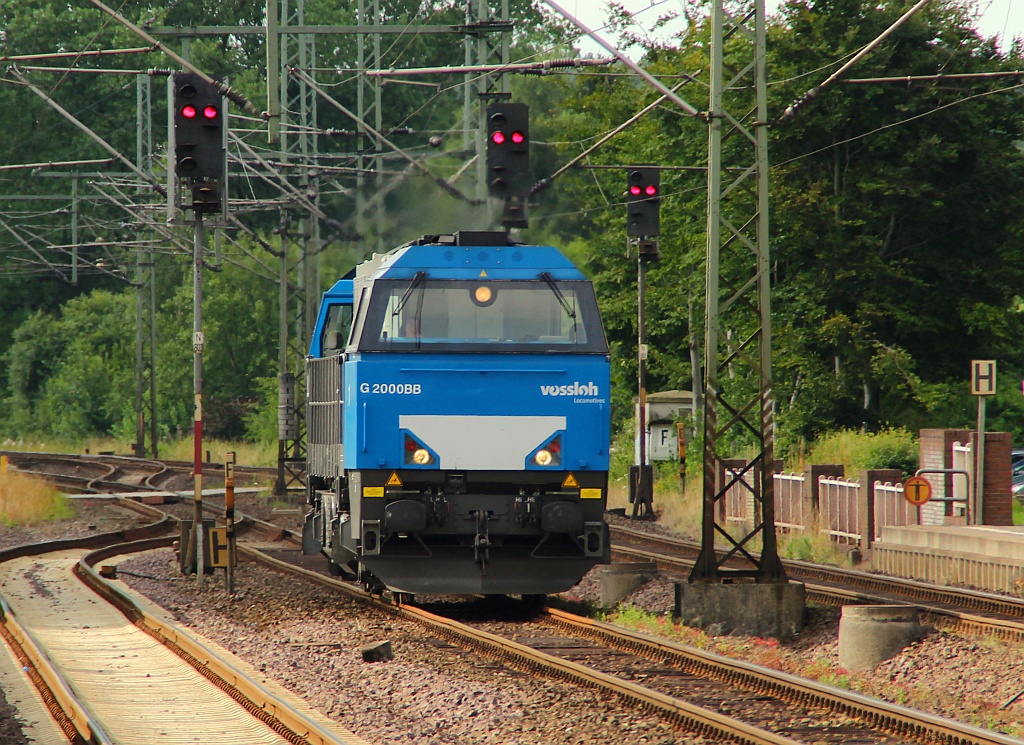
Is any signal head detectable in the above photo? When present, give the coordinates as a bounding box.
[172,71,227,185]
[625,166,661,239]
[485,102,530,213]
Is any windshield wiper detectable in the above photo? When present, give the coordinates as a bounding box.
[540,272,576,319]
[393,271,427,316]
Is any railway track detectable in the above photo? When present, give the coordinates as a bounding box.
[0,527,369,745]
[56,480,1000,745]
[3,453,1023,743]
[249,543,1021,745]
[0,450,277,496]
[610,524,1024,641]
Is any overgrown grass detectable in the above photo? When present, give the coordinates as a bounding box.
[778,531,850,566]
[157,438,277,468]
[0,468,74,525]
[1,437,120,454]
[1013,499,1024,526]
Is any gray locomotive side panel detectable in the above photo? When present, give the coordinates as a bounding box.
[306,355,343,478]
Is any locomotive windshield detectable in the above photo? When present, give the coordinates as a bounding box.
[356,277,608,353]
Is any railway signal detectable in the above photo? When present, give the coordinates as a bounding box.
[486,103,529,227]
[626,168,660,240]
[173,72,225,213]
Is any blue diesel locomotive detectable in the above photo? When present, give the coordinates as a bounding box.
[302,231,610,597]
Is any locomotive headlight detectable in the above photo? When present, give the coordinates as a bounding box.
[530,435,562,468]
[471,285,496,307]
[404,433,435,466]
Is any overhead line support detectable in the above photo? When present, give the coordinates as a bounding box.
[690,0,786,583]
[291,67,479,205]
[85,0,258,114]
[541,0,703,119]
[10,67,166,197]
[779,0,931,121]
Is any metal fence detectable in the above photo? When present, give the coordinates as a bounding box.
[873,481,920,541]
[774,473,805,532]
[952,441,972,521]
[818,476,861,545]
[717,468,928,549]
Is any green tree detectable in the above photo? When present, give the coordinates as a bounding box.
[155,244,279,441]
[4,291,136,439]
[767,0,1024,443]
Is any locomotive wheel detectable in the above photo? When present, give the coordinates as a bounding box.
[394,592,415,606]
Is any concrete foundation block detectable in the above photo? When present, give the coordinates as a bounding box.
[674,580,806,641]
[600,562,658,606]
[838,605,920,671]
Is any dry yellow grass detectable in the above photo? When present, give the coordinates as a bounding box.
[151,439,277,468]
[0,467,73,525]
[1,437,277,469]
[653,474,703,540]
[607,470,702,541]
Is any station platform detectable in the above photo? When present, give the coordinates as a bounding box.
[872,525,1024,595]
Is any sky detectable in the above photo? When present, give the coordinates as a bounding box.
[560,0,1024,54]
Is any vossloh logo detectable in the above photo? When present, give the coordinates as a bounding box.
[540,382,599,397]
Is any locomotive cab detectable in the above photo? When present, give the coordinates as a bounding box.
[304,232,611,596]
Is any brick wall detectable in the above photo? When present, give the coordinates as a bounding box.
[976,430,1012,526]
[918,428,1012,526]
[919,428,970,524]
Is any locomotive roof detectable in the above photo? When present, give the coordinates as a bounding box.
[364,242,588,282]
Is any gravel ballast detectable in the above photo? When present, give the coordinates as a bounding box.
[1,501,1023,743]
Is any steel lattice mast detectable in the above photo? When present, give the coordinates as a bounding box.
[268,0,322,494]
[689,0,786,582]
[465,0,510,202]
[135,74,158,458]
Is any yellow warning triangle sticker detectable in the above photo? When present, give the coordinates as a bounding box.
[386,471,403,487]
[479,269,488,277]
[562,473,579,488]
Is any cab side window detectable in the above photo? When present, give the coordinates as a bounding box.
[321,304,353,354]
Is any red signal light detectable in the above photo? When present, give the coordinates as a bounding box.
[629,185,642,196]
[491,131,506,145]
[202,105,218,120]
[182,105,198,119]
[511,130,525,144]
[644,184,657,196]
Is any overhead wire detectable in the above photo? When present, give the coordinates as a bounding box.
[774,80,1024,168]
[6,0,1012,273]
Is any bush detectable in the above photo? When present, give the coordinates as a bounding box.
[805,428,918,478]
